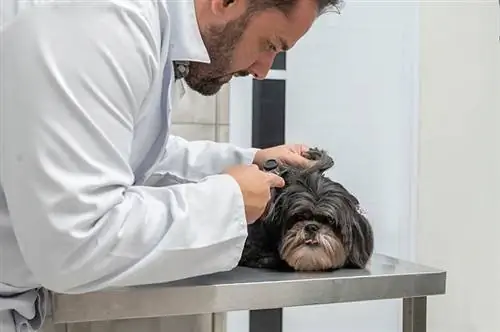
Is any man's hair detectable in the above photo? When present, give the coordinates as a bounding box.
[247,0,344,16]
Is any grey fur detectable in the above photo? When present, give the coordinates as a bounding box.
[238,148,374,271]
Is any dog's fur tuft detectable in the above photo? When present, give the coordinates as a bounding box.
[238,148,374,272]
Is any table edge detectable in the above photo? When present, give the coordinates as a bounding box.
[51,270,446,324]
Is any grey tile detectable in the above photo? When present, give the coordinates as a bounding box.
[170,124,216,141]
[170,86,217,124]
[216,85,230,125]
[216,124,230,143]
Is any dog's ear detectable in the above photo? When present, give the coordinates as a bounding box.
[303,148,326,160]
[302,147,325,161]
[345,211,374,269]
[259,185,286,226]
[302,147,334,174]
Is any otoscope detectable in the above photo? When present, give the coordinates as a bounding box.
[262,159,280,174]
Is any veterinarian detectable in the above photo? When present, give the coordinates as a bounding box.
[0,0,341,331]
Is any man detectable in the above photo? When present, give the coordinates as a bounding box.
[0,0,341,331]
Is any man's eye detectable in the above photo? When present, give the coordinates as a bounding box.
[268,42,277,52]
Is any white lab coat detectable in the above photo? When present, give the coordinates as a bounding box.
[0,0,256,330]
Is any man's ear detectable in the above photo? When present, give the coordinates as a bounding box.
[209,0,247,21]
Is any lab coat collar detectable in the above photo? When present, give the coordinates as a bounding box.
[167,0,211,64]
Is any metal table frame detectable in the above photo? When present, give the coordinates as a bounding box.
[245,297,427,332]
[49,254,446,332]
[207,297,427,332]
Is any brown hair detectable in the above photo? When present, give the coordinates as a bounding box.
[247,0,343,16]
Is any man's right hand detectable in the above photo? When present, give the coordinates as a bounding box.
[224,164,285,223]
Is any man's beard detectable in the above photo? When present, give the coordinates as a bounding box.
[184,13,252,96]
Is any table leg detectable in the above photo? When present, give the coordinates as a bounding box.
[402,297,427,332]
[249,308,282,332]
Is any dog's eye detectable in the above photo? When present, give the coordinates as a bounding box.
[293,213,311,222]
[314,215,331,225]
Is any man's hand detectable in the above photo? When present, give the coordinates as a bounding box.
[253,144,311,169]
[225,165,285,223]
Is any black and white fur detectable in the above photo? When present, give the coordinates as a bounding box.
[238,148,374,272]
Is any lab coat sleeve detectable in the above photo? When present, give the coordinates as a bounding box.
[145,135,259,186]
[0,3,248,294]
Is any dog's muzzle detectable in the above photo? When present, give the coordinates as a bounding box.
[279,221,347,271]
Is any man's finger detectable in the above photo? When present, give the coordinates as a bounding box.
[298,144,309,154]
[288,144,309,155]
[266,173,285,188]
[284,153,312,167]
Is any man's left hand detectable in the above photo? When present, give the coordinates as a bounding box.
[253,144,312,169]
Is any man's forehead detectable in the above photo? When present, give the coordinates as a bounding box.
[263,2,317,51]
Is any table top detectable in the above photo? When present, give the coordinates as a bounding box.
[50,254,446,324]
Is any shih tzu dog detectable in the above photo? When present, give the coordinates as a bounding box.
[238,148,374,272]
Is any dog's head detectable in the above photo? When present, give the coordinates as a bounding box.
[263,148,374,272]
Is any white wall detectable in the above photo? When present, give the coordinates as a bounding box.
[416,2,500,332]
[283,2,419,332]
[228,1,500,332]
[228,1,420,331]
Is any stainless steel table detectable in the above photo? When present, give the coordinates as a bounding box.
[49,254,446,332]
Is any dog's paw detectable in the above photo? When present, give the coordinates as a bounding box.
[239,255,281,269]
[256,256,280,268]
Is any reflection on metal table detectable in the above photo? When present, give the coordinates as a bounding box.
[49,254,446,332]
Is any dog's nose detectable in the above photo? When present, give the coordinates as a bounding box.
[305,224,319,233]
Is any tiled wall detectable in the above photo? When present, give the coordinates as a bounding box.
[170,84,230,143]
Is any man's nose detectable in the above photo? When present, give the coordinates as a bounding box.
[249,53,276,80]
